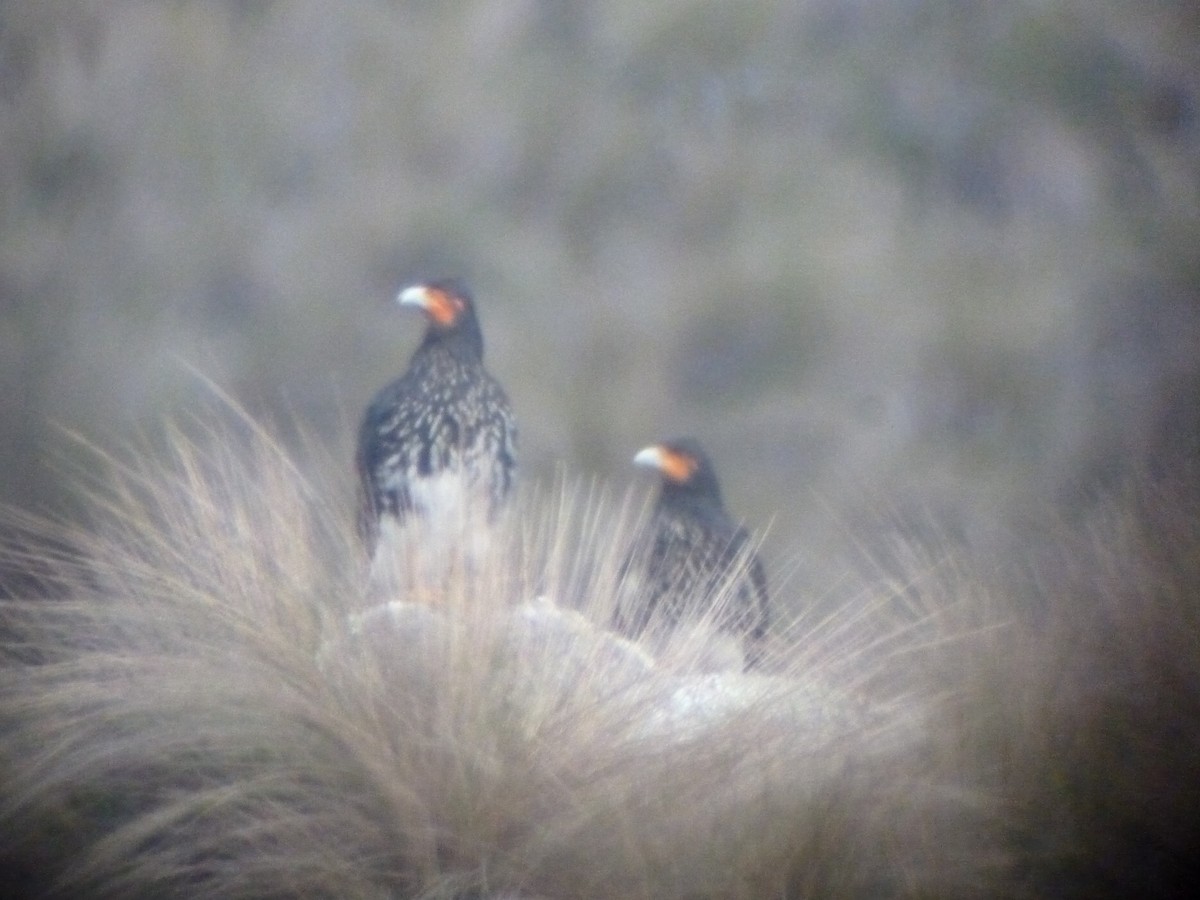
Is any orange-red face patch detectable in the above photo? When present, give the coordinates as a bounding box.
[424,287,465,327]
[659,447,699,484]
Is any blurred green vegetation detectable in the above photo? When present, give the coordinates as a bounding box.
[2,0,1197,604]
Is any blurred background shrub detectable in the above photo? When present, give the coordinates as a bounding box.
[2,0,1197,606]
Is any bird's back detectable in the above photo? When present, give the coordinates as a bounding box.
[617,495,769,667]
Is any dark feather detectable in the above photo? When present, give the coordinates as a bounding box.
[356,280,517,555]
[615,437,769,668]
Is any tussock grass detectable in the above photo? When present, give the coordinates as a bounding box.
[940,473,1200,899]
[2,410,1198,898]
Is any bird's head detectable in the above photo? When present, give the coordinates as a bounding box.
[398,279,484,357]
[633,437,724,505]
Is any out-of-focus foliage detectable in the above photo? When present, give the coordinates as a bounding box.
[2,0,1197,602]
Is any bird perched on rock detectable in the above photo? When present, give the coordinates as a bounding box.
[614,438,769,669]
[356,279,517,560]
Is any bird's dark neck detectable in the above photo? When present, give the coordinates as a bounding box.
[659,475,725,517]
[417,323,484,365]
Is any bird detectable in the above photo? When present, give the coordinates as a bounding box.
[355,279,517,561]
[613,437,769,669]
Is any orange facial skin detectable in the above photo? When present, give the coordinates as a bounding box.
[399,284,465,328]
[657,447,699,484]
[635,445,699,485]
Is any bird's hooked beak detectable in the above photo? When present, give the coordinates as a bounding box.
[634,445,697,485]
[398,284,462,328]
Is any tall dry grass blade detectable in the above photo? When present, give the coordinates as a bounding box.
[4,408,1198,897]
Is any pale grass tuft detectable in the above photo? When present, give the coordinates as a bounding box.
[3,407,1199,898]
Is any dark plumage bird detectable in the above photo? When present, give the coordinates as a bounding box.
[614,438,769,668]
[356,279,517,557]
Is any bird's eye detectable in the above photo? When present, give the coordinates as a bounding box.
[426,289,462,327]
[662,450,699,484]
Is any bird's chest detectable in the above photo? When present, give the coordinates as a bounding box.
[382,369,494,452]
[647,518,723,589]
